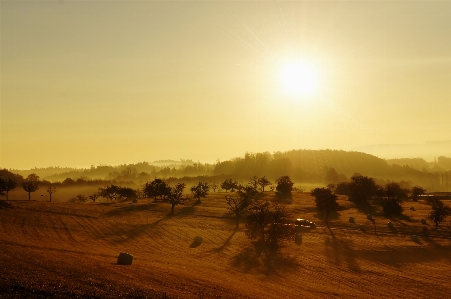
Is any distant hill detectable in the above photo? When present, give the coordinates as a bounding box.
[353,140,451,161]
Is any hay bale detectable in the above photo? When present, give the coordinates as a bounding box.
[367,214,372,220]
[117,252,133,265]
[359,224,366,231]
[420,219,427,225]
[411,235,419,242]
[190,236,203,248]
[295,234,302,245]
[387,222,393,228]
[410,207,415,211]
[349,217,355,223]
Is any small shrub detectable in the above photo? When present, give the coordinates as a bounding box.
[68,194,88,203]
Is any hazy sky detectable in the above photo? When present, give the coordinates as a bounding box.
[2,1,451,169]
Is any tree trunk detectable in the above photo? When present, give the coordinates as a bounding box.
[6,191,9,201]
[171,204,175,215]
[325,210,330,226]
[235,213,240,229]
[28,192,31,200]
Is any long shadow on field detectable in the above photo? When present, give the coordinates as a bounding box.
[105,215,169,244]
[324,230,361,272]
[0,200,13,209]
[209,230,237,253]
[104,203,158,217]
[231,245,299,274]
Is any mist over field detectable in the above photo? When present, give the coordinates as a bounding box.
[2,1,451,298]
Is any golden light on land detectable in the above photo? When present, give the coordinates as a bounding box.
[280,61,319,97]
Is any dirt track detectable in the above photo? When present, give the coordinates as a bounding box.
[1,194,451,298]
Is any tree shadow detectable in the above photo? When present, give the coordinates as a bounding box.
[313,210,340,223]
[389,213,415,223]
[0,200,13,209]
[324,235,361,272]
[104,203,158,217]
[209,230,237,253]
[105,215,169,243]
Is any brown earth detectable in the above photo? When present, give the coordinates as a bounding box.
[1,192,450,298]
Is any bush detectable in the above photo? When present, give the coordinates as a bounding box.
[68,194,88,203]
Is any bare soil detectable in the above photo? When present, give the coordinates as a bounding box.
[1,192,450,298]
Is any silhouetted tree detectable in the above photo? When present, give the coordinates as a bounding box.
[226,195,250,229]
[190,181,209,203]
[258,176,271,192]
[143,179,170,201]
[46,184,57,202]
[311,187,339,225]
[245,202,295,269]
[167,183,186,214]
[0,176,18,200]
[382,182,406,216]
[411,186,426,201]
[427,198,451,230]
[347,174,378,204]
[22,174,40,200]
[275,175,294,197]
[221,179,238,192]
[98,185,121,201]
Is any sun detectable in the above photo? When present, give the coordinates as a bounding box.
[280,61,319,97]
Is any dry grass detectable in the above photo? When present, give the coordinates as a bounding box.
[1,192,451,298]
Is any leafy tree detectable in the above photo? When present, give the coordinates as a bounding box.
[117,187,138,199]
[258,176,271,192]
[245,202,295,269]
[167,183,186,214]
[382,182,406,216]
[275,175,294,197]
[190,181,210,203]
[22,173,40,200]
[427,198,451,230]
[311,187,339,225]
[347,174,378,204]
[220,179,238,192]
[143,179,170,201]
[226,179,261,229]
[411,186,426,201]
[98,185,121,201]
[46,184,57,202]
[0,176,18,201]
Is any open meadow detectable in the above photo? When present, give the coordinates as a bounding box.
[1,192,451,298]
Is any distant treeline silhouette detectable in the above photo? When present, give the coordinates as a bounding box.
[5,150,451,191]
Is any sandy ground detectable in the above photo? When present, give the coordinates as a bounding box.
[1,192,450,298]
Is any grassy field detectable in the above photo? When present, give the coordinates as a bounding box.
[1,192,451,298]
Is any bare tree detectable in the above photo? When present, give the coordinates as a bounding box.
[46,184,57,202]
[22,174,40,200]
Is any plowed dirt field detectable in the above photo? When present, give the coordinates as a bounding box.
[1,193,450,298]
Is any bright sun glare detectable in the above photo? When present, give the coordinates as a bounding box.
[280,61,319,97]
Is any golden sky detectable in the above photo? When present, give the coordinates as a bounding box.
[1,1,451,169]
